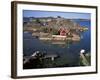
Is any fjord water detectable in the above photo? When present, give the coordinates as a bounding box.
[23,20,91,67]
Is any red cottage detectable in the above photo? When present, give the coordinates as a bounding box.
[59,27,69,36]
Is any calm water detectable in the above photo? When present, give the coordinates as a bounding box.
[23,20,91,66]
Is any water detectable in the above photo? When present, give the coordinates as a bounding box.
[23,20,91,67]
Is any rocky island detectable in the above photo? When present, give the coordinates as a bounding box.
[23,16,88,42]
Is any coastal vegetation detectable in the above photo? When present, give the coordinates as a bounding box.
[23,16,88,42]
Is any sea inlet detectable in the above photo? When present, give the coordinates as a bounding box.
[23,20,91,69]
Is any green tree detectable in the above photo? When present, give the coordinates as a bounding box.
[52,29,59,35]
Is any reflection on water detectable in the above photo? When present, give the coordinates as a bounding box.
[41,40,74,49]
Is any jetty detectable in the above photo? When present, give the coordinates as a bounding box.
[23,51,59,64]
[39,34,80,41]
[44,53,59,61]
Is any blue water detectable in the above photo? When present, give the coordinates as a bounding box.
[23,20,91,66]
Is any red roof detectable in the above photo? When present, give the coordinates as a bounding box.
[59,27,69,36]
